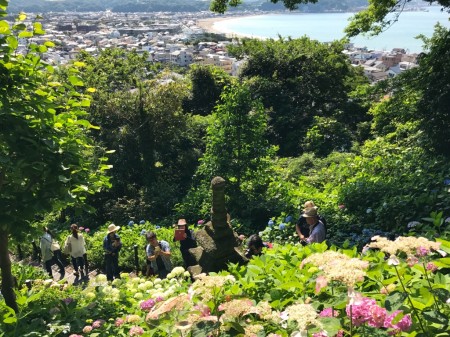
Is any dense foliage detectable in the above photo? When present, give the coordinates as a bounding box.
[1,238,449,336]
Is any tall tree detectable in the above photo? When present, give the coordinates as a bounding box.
[0,10,110,311]
[191,82,276,223]
[229,37,368,156]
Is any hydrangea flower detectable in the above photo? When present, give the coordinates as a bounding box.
[197,219,205,225]
[115,318,125,327]
[129,326,145,336]
[319,307,338,317]
[140,229,147,236]
[338,204,345,210]
[92,319,105,329]
[82,326,93,333]
[285,215,293,223]
[278,223,286,230]
[426,262,438,272]
[268,219,274,227]
[140,298,156,311]
[79,227,85,231]
[128,221,134,226]
[139,220,146,225]
[155,225,160,229]
[366,208,372,214]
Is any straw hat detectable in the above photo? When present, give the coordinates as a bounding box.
[107,223,121,233]
[302,206,318,218]
[177,219,187,226]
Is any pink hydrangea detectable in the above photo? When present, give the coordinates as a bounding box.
[315,275,328,294]
[85,228,90,233]
[115,318,125,327]
[367,305,387,328]
[129,326,145,336]
[319,307,339,317]
[384,311,412,332]
[82,325,93,333]
[92,319,105,329]
[79,227,85,231]
[338,204,346,210]
[346,297,376,326]
[406,255,419,267]
[312,332,328,337]
[416,246,429,257]
[197,219,205,225]
[194,304,211,317]
[140,298,156,311]
[155,296,164,302]
[69,335,83,337]
[426,262,438,272]
[335,330,344,337]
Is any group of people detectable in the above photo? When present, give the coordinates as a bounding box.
[39,224,88,280]
[40,202,325,281]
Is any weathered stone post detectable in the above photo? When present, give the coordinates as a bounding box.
[188,177,247,275]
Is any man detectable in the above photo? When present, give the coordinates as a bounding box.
[103,223,122,281]
[146,231,172,279]
[299,206,326,244]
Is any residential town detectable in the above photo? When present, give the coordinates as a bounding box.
[7,10,418,82]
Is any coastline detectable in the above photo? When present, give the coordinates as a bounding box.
[197,15,266,39]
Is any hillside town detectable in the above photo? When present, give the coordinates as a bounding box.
[9,10,418,82]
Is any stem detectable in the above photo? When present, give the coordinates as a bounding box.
[350,304,353,337]
[422,262,441,312]
[394,265,427,335]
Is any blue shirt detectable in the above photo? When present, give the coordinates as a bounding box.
[306,221,326,244]
[103,233,122,254]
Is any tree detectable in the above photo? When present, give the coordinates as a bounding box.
[190,82,277,224]
[183,64,234,116]
[229,37,368,156]
[0,11,110,311]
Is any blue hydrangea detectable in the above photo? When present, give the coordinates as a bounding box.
[155,225,160,229]
[279,223,286,230]
[444,178,450,186]
[139,220,146,225]
[128,220,134,226]
[285,215,293,223]
[268,219,274,227]
[140,229,147,236]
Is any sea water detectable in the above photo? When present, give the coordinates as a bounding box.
[213,6,450,52]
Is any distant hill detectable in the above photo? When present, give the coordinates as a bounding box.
[7,0,369,13]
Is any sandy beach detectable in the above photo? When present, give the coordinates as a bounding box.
[197,15,265,39]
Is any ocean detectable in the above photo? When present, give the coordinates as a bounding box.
[213,6,450,52]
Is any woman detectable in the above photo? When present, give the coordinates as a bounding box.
[103,223,122,281]
[40,227,65,279]
[64,224,87,278]
[173,218,196,268]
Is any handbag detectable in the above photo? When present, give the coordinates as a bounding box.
[51,240,61,252]
[63,237,72,255]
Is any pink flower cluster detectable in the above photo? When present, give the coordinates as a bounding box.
[69,335,83,337]
[426,262,438,272]
[129,326,145,336]
[416,246,429,257]
[115,318,125,327]
[319,307,339,317]
[140,298,156,311]
[92,319,105,329]
[346,297,412,332]
[312,332,328,337]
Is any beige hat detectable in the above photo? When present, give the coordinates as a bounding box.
[177,219,187,226]
[107,223,121,233]
[302,206,318,218]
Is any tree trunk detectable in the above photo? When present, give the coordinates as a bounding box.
[0,231,18,312]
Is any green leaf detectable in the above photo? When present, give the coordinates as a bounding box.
[33,22,45,34]
[0,20,11,34]
[3,317,17,324]
[320,317,341,336]
[18,31,33,38]
[68,75,84,86]
[44,41,55,47]
[12,23,26,31]
[6,36,18,49]
[18,12,26,21]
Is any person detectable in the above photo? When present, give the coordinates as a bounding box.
[173,219,196,268]
[299,206,326,244]
[296,200,327,239]
[40,227,65,279]
[103,223,122,281]
[244,234,271,259]
[64,224,87,278]
[146,231,172,279]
